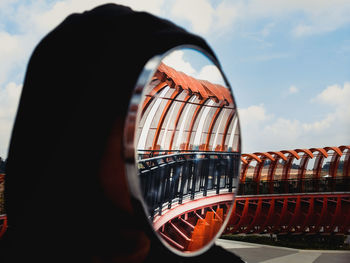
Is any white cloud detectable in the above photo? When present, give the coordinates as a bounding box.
[288,85,298,94]
[246,0,350,37]
[312,82,350,135]
[0,0,19,9]
[13,0,164,35]
[239,82,350,153]
[162,50,196,76]
[238,104,271,125]
[170,0,239,35]
[119,0,164,15]
[0,32,23,86]
[162,50,226,85]
[215,1,240,32]
[314,82,350,107]
[171,0,214,35]
[290,0,350,37]
[0,82,21,119]
[168,0,350,37]
[0,82,22,157]
[196,65,225,85]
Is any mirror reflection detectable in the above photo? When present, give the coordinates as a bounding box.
[134,48,241,253]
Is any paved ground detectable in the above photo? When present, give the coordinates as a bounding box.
[216,239,350,263]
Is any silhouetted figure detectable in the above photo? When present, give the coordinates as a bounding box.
[1,4,244,263]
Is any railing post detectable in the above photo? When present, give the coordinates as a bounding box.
[203,155,209,196]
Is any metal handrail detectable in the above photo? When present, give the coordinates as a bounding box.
[137,152,240,218]
[238,177,350,195]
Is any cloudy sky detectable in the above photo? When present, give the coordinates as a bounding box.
[0,0,349,157]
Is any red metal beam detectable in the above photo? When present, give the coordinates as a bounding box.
[226,193,350,235]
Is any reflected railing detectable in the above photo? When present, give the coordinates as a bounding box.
[137,150,240,219]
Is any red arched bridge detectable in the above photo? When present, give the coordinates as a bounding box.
[226,145,350,235]
[135,145,349,251]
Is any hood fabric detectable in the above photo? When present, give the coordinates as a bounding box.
[2,4,242,263]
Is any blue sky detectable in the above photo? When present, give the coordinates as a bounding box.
[0,0,349,157]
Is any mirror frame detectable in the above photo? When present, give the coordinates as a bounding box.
[123,44,241,257]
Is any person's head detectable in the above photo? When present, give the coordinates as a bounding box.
[3,4,220,262]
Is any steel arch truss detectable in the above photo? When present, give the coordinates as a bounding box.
[226,193,350,235]
[136,62,240,156]
[239,145,350,195]
[228,145,350,235]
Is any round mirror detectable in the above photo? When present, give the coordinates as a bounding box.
[124,46,241,255]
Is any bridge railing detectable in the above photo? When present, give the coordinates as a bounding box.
[137,150,240,218]
[238,177,350,195]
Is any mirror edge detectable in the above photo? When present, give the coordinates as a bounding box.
[123,44,242,257]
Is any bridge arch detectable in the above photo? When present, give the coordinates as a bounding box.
[136,62,239,155]
[267,151,288,194]
[252,152,275,194]
[240,154,262,183]
[339,145,350,178]
[229,145,350,236]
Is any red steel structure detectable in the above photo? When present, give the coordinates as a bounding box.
[226,145,350,235]
[227,194,350,235]
[135,62,240,155]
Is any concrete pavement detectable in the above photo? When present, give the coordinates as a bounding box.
[216,238,350,263]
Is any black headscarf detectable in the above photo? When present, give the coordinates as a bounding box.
[2,4,243,263]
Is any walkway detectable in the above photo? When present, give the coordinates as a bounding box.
[216,238,350,263]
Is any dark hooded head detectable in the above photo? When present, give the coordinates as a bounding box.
[2,3,220,262]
